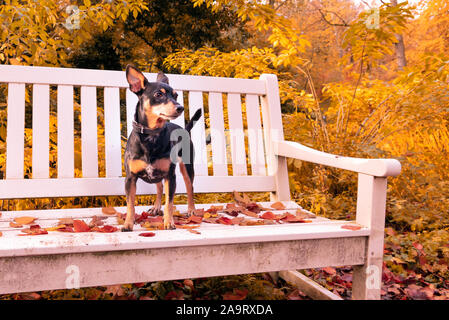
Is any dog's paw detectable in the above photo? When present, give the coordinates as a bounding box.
[163,220,176,230]
[186,207,195,217]
[121,221,134,232]
[148,206,163,216]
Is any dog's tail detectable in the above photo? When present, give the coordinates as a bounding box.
[185,109,202,133]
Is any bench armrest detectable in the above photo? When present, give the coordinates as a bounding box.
[273,140,401,177]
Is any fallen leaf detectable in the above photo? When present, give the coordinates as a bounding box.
[19,225,48,236]
[216,216,233,225]
[45,224,68,231]
[188,229,201,235]
[58,217,74,225]
[0,231,2,237]
[193,208,205,217]
[223,288,248,300]
[104,285,125,297]
[176,225,200,229]
[341,224,362,231]
[240,209,259,218]
[270,201,285,210]
[14,216,36,225]
[88,215,106,228]
[233,191,250,206]
[260,211,283,220]
[323,267,336,275]
[9,221,23,228]
[295,208,316,219]
[183,279,194,289]
[239,219,265,226]
[92,225,118,233]
[73,220,90,232]
[206,205,223,213]
[231,217,245,225]
[57,226,74,232]
[102,207,117,215]
[187,215,202,224]
[139,232,156,237]
[281,213,308,223]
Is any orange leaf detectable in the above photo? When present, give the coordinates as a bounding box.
[187,215,202,224]
[9,221,23,228]
[341,224,362,231]
[260,211,278,220]
[73,220,90,232]
[188,229,201,235]
[92,225,118,233]
[14,216,36,225]
[270,201,285,210]
[102,207,117,215]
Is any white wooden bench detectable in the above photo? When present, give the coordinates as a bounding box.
[0,65,400,299]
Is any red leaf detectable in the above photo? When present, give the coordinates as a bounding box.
[281,213,308,223]
[57,226,74,232]
[260,211,280,220]
[323,267,336,275]
[222,288,248,300]
[216,216,233,225]
[73,220,90,232]
[139,232,156,237]
[93,225,118,233]
[412,242,423,251]
[231,217,245,225]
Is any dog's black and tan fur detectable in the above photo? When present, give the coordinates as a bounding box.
[122,65,200,231]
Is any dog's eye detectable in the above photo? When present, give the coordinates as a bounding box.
[154,91,164,98]
[173,92,178,100]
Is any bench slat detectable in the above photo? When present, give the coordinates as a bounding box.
[0,176,276,199]
[32,84,50,179]
[5,83,25,179]
[245,94,266,176]
[57,85,74,178]
[170,90,185,128]
[188,91,208,176]
[227,93,247,176]
[125,88,137,138]
[0,65,267,95]
[104,87,122,177]
[80,86,99,178]
[208,92,228,176]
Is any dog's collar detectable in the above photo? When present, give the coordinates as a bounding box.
[132,120,166,135]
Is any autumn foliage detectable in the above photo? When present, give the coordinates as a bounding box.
[1,0,449,299]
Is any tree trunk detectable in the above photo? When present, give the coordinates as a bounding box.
[390,0,407,70]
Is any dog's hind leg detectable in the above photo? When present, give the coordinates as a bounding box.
[163,177,176,230]
[179,161,195,216]
[122,176,137,232]
[148,181,163,215]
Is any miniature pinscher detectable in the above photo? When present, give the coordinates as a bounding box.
[122,64,201,231]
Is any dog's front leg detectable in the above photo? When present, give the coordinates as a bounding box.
[122,175,137,232]
[148,182,163,215]
[163,177,176,230]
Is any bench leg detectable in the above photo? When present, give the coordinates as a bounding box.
[352,174,387,300]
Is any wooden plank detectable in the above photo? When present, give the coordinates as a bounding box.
[352,174,387,300]
[245,94,266,176]
[32,84,50,179]
[208,92,228,175]
[227,93,247,176]
[259,74,290,201]
[170,90,185,128]
[5,83,25,179]
[188,91,208,175]
[279,270,343,300]
[274,140,402,178]
[0,237,366,294]
[104,87,122,178]
[57,85,74,178]
[80,86,98,178]
[0,65,267,95]
[125,89,138,138]
[0,176,276,198]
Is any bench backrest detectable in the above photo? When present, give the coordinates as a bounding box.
[0,65,289,200]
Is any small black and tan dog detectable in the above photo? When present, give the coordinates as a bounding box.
[122,65,201,231]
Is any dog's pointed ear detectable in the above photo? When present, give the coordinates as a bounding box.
[156,72,169,84]
[126,64,148,94]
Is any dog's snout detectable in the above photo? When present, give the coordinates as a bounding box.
[176,106,184,113]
